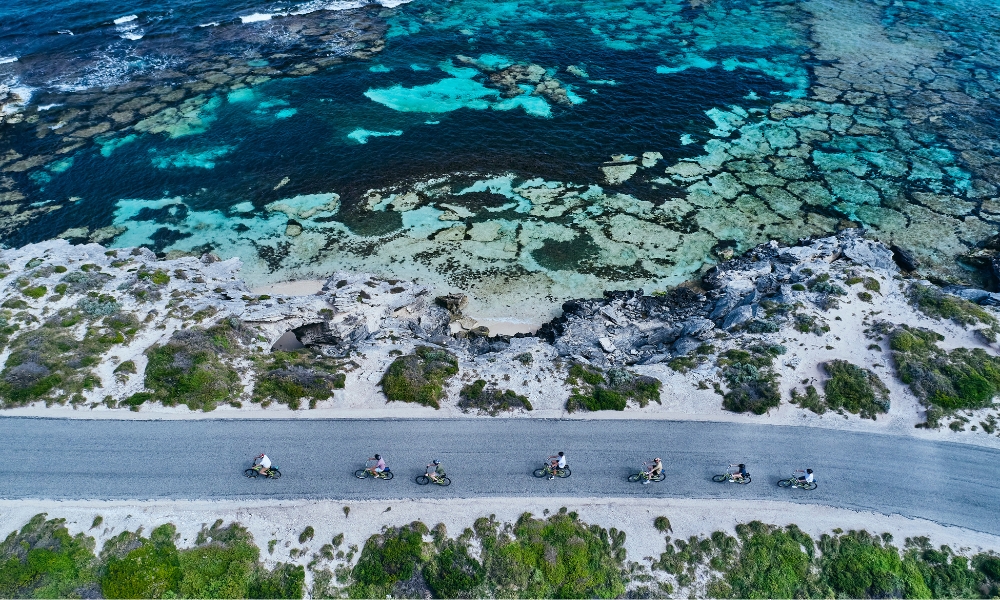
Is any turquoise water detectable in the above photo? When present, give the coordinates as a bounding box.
[1,0,999,316]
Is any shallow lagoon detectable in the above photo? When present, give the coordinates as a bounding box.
[1,0,999,317]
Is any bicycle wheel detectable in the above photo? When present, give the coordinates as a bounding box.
[558,468,571,478]
[712,474,727,482]
[533,468,547,478]
[778,478,792,488]
[740,475,752,484]
[382,471,394,480]
[627,473,642,483]
[804,481,817,490]
[416,475,430,485]
[244,468,258,478]
[652,473,665,482]
[269,469,281,479]
[355,469,370,479]
[439,477,451,487]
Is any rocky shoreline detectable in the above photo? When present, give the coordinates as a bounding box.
[1,230,999,441]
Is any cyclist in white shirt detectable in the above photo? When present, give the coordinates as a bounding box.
[254,453,272,475]
[548,452,567,479]
[796,468,814,483]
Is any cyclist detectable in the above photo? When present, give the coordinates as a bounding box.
[643,458,663,484]
[253,453,272,476]
[427,459,445,483]
[367,454,388,478]
[548,452,567,480]
[795,468,814,484]
[730,463,749,482]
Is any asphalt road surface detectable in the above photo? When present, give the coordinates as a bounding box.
[2,417,998,535]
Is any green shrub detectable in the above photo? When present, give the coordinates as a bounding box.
[822,360,890,419]
[890,325,1000,425]
[101,524,181,599]
[789,384,825,414]
[22,286,46,299]
[791,283,806,291]
[0,514,98,598]
[114,360,137,375]
[718,348,780,414]
[908,284,1000,340]
[459,379,532,414]
[727,522,819,599]
[654,517,672,533]
[299,527,315,544]
[380,346,459,409]
[515,352,533,365]
[565,363,661,412]
[253,350,346,409]
[349,522,426,599]
[818,530,930,598]
[858,291,873,302]
[142,321,247,411]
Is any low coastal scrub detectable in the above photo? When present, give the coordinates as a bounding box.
[252,349,346,410]
[381,345,459,409]
[890,325,1000,427]
[718,346,783,414]
[344,510,627,599]
[908,285,1000,341]
[651,520,1000,599]
[458,379,532,414]
[0,308,139,408]
[0,515,303,599]
[137,318,248,411]
[565,362,661,411]
[788,360,905,421]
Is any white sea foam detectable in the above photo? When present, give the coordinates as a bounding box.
[114,15,144,40]
[288,0,411,16]
[0,57,17,65]
[113,14,138,24]
[37,103,63,111]
[121,32,144,40]
[0,79,35,115]
[198,22,219,27]
[241,13,276,23]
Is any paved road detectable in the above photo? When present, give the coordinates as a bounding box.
[1,417,998,535]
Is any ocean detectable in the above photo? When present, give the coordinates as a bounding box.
[1,0,998,318]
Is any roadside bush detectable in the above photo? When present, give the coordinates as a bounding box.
[889,325,1000,425]
[349,523,427,599]
[253,349,346,410]
[789,384,825,414]
[565,363,660,412]
[818,530,931,598]
[142,320,247,411]
[458,379,532,415]
[718,348,781,415]
[726,522,820,599]
[908,284,1000,340]
[0,514,97,598]
[380,346,458,409]
[822,360,890,419]
[101,524,181,598]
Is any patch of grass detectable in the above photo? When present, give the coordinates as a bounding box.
[668,355,702,373]
[823,360,890,420]
[718,347,781,415]
[459,379,532,415]
[565,363,661,412]
[60,270,112,295]
[22,286,46,299]
[138,269,171,286]
[514,352,533,365]
[858,291,873,302]
[380,345,459,409]
[142,319,248,411]
[818,530,930,598]
[890,325,1000,427]
[808,273,846,296]
[91,516,103,530]
[2,299,28,309]
[114,360,137,375]
[654,517,672,533]
[908,284,1000,340]
[299,526,315,544]
[789,384,825,414]
[0,310,139,407]
[794,313,828,336]
[791,283,806,291]
[0,513,98,598]
[253,349,346,410]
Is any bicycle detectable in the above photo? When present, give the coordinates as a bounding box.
[533,463,571,478]
[355,459,393,480]
[778,473,817,490]
[244,464,281,479]
[416,467,451,486]
[628,463,665,483]
[712,464,751,484]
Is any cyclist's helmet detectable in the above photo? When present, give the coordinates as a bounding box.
[738,463,745,469]
[558,451,564,456]
[806,468,813,474]
[258,453,265,458]
[374,454,381,460]
[432,459,440,465]
[654,458,662,462]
